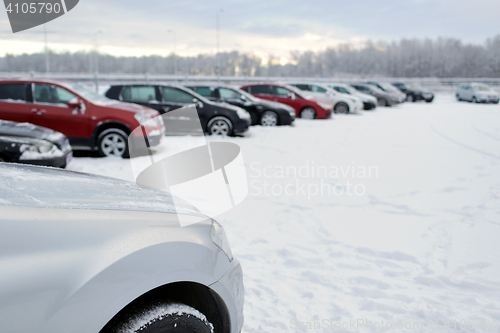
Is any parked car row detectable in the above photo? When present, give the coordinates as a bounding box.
[5,78,497,168]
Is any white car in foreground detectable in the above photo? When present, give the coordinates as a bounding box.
[289,82,364,114]
[0,164,244,333]
[456,83,500,104]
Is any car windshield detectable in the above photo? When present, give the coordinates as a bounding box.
[473,84,490,91]
[282,85,305,98]
[333,84,357,95]
[178,86,211,103]
[67,83,111,103]
[380,83,399,92]
[407,82,424,90]
[235,88,259,102]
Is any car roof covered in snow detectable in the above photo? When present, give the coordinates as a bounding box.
[0,163,201,216]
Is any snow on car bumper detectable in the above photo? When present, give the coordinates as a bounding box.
[209,258,244,333]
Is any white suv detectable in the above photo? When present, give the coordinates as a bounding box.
[456,83,499,104]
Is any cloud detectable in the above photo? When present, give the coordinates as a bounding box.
[0,0,498,57]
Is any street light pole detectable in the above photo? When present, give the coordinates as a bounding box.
[216,8,224,82]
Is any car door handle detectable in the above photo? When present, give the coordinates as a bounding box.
[31,108,46,115]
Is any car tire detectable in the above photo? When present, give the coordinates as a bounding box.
[334,102,349,114]
[406,95,414,102]
[300,107,316,119]
[207,116,233,135]
[118,303,213,333]
[97,128,130,158]
[260,111,279,126]
[377,98,388,107]
[456,94,462,101]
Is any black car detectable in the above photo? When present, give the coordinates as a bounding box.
[392,82,434,103]
[186,85,295,126]
[0,120,72,167]
[105,84,251,136]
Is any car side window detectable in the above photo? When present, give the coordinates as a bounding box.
[311,85,327,93]
[249,85,270,95]
[161,87,194,104]
[192,87,215,98]
[121,87,132,100]
[130,86,157,102]
[33,84,77,105]
[219,88,240,100]
[0,83,27,102]
[270,86,291,97]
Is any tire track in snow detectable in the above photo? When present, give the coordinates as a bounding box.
[429,123,500,160]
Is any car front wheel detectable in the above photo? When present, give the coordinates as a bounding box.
[208,116,233,135]
[300,107,316,119]
[334,102,349,114]
[117,303,214,333]
[377,98,388,107]
[260,111,279,126]
[97,128,129,158]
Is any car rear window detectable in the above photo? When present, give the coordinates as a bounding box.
[0,84,27,102]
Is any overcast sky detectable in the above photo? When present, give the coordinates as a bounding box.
[1,0,499,61]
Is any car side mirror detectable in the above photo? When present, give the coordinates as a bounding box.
[288,92,296,100]
[240,94,247,101]
[193,98,204,109]
[67,98,82,108]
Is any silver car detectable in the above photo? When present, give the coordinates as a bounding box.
[0,164,244,333]
[456,83,500,104]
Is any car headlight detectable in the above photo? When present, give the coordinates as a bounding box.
[235,107,251,120]
[19,142,62,160]
[211,220,233,261]
[134,113,154,125]
[317,102,332,110]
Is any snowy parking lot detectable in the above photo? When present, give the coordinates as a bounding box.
[68,94,500,332]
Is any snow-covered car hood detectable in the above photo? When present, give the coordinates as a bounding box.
[354,92,377,103]
[0,120,67,146]
[0,164,202,216]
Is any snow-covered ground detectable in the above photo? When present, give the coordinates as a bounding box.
[68,94,500,332]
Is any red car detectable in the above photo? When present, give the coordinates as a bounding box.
[0,79,164,157]
[240,83,332,119]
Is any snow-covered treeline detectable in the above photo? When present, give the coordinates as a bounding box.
[1,35,500,78]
